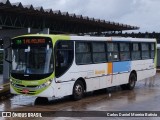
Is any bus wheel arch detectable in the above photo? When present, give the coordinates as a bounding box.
[121,70,137,90]
[72,78,86,100]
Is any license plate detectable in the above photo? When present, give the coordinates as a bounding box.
[22,89,29,94]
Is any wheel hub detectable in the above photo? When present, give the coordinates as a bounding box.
[75,84,82,95]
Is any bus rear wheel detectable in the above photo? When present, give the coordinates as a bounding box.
[121,73,136,90]
[126,73,136,90]
[72,80,84,101]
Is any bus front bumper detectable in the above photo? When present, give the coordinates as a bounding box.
[10,84,55,98]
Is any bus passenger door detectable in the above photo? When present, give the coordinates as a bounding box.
[55,41,74,79]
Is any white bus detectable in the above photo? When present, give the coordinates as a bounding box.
[10,34,157,100]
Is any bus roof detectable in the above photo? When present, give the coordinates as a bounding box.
[13,34,156,42]
[70,35,156,42]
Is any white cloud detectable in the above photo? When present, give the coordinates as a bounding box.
[118,0,160,32]
[8,0,160,32]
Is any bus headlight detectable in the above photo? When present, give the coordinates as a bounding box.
[11,82,16,87]
[37,80,52,89]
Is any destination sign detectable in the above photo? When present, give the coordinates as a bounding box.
[15,38,46,45]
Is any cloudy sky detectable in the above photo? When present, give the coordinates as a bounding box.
[9,0,160,32]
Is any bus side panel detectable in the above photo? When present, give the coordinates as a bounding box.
[53,82,75,98]
[53,59,156,98]
[111,73,130,86]
[131,59,156,81]
[75,63,106,92]
[113,61,131,73]
[111,61,131,86]
[99,76,112,89]
[67,63,108,92]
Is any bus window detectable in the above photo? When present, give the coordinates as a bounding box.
[150,43,155,59]
[141,43,150,59]
[76,42,92,65]
[107,42,119,62]
[131,43,141,60]
[55,41,74,77]
[92,42,106,63]
[120,43,130,61]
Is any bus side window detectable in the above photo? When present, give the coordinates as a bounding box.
[150,43,155,59]
[55,41,74,78]
[141,43,150,59]
[92,42,106,63]
[107,42,119,62]
[120,43,130,61]
[76,42,92,64]
[131,43,141,60]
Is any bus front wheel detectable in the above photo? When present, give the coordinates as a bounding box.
[35,97,49,104]
[72,80,84,100]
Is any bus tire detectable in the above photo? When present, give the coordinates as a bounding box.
[120,84,127,90]
[72,80,84,101]
[126,73,136,90]
[35,97,49,104]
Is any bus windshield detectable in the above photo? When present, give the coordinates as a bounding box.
[11,37,54,75]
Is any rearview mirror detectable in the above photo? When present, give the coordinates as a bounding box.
[3,37,12,63]
[4,45,12,63]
